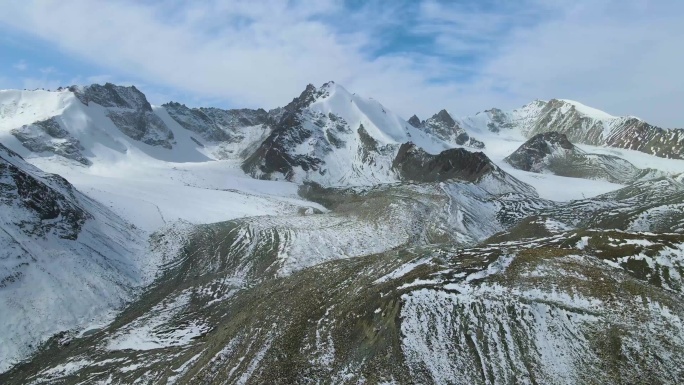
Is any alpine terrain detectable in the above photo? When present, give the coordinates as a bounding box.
[0,81,683,384]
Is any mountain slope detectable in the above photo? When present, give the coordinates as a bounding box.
[0,85,324,234]
[162,102,272,160]
[504,132,664,184]
[0,85,209,164]
[0,143,149,372]
[460,99,684,159]
[491,173,684,240]
[5,225,683,384]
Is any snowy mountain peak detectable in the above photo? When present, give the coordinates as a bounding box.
[281,81,346,113]
[71,83,152,112]
[431,109,456,126]
[416,109,485,150]
[556,99,615,120]
[408,114,421,128]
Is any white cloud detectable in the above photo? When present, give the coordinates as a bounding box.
[477,0,684,126]
[0,0,682,127]
[13,60,27,71]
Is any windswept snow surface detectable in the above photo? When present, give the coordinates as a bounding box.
[576,144,684,174]
[559,99,616,120]
[29,156,324,232]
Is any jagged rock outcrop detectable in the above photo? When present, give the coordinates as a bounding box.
[505,132,664,184]
[163,102,269,143]
[241,84,329,180]
[505,131,574,172]
[163,102,271,159]
[71,83,175,148]
[240,82,415,185]
[468,99,684,159]
[393,142,493,183]
[407,114,421,128]
[0,143,88,239]
[415,109,485,149]
[10,118,90,165]
[392,142,538,196]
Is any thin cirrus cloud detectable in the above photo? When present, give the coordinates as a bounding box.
[0,0,682,127]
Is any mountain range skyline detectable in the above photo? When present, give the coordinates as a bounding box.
[1,0,683,128]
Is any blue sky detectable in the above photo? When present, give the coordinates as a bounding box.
[1,0,683,127]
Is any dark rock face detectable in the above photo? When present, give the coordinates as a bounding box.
[432,109,456,127]
[525,99,684,159]
[71,83,175,149]
[107,110,174,148]
[485,108,515,132]
[504,132,662,184]
[164,102,269,143]
[505,132,574,172]
[283,82,332,113]
[0,144,87,240]
[70,83,152,111]
[605,118,684,159]
[392,142,494,183]
[11,118,90,165]
[419,110,485,149]
[407,115,421,128]
[357,124,378,163]
[241,84,334,180]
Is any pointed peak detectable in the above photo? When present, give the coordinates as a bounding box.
[285,82,334,112]
[408,115,422,128]
[72,82,152,111]
[430,109,455,126]
[318,80,354,97]
[523,99,548,108]
[556,99,616,120]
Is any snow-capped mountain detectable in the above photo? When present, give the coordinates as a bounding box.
[408,109,484,149]
[504,132,664,184]
[241,81,460,186]
[2,80,684,384]
[459,98,684,159]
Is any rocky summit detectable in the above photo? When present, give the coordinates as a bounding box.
[1,82,683,384]
[504,132,665,184]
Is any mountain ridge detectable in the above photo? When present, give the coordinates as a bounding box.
[463,98,684,159]
[504,131,665,184]
[4,82,682,165]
